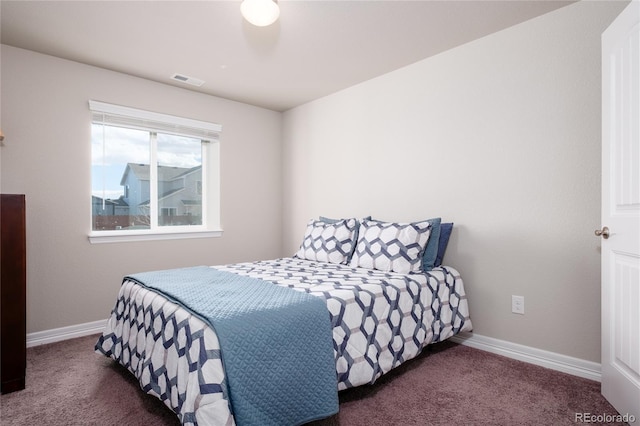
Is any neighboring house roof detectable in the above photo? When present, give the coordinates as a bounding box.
[92,195,128,206]
[120,163,201,185]
[92,195,116,206]
[171,166,201,179]
[111,196,129,206]
[138,187,185,206]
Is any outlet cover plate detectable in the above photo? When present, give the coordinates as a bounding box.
[512,295,525,315]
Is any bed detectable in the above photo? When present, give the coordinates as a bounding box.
[95,217,473,425]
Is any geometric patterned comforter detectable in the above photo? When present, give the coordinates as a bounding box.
[95,257,472,425]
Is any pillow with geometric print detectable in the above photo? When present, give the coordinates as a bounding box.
[319,215,371,262]
[349,218,431,274]
[294,218,358,265]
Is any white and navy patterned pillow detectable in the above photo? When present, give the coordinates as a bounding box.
[349,219,432,274]
[295,218,358,264]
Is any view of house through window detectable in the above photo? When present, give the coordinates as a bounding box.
[89,100,221,238]
[91,124,205,232]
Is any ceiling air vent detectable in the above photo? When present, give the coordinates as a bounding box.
[171,73,205,87]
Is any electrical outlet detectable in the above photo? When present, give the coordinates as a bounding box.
[512,295,525,315]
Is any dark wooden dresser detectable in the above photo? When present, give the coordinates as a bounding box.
[1,194,27,393]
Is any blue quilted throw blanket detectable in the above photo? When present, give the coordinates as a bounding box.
[125,266,338,426]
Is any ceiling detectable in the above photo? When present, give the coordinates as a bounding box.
[1,0,575,112]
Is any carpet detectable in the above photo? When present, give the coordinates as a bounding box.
[0,334,624,425]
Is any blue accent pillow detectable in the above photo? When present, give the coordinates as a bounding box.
[434,222,453,267]
[320,215,371,224]
[319,216,341,224]
[421,217,441,271]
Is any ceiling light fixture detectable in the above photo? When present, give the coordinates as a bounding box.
[241,0,280,27]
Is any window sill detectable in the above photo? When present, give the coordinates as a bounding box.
[88,229,223,244]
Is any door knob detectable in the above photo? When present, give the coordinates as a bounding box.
[595,226,610,239]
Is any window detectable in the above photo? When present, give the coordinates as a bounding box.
[89,100,222,243]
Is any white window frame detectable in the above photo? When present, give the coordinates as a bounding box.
[89,100,223,244]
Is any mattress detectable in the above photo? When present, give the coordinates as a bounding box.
[96,257,472,425]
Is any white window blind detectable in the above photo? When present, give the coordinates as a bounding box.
[89,100,222,141]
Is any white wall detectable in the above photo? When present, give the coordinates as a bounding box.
[282,1,627,363]
[1,46,283,333]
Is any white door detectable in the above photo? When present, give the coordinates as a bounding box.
[601,0,640,419]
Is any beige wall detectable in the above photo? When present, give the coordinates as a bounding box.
[282,1,627,363]
[1,45,283,333]
[1,1,628,363]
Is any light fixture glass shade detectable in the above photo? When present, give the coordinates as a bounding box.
[241,0,280,27]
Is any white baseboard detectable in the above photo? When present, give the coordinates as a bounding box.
[26,319,106,348]
[26,322,601,382]
[450,332,601,382]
